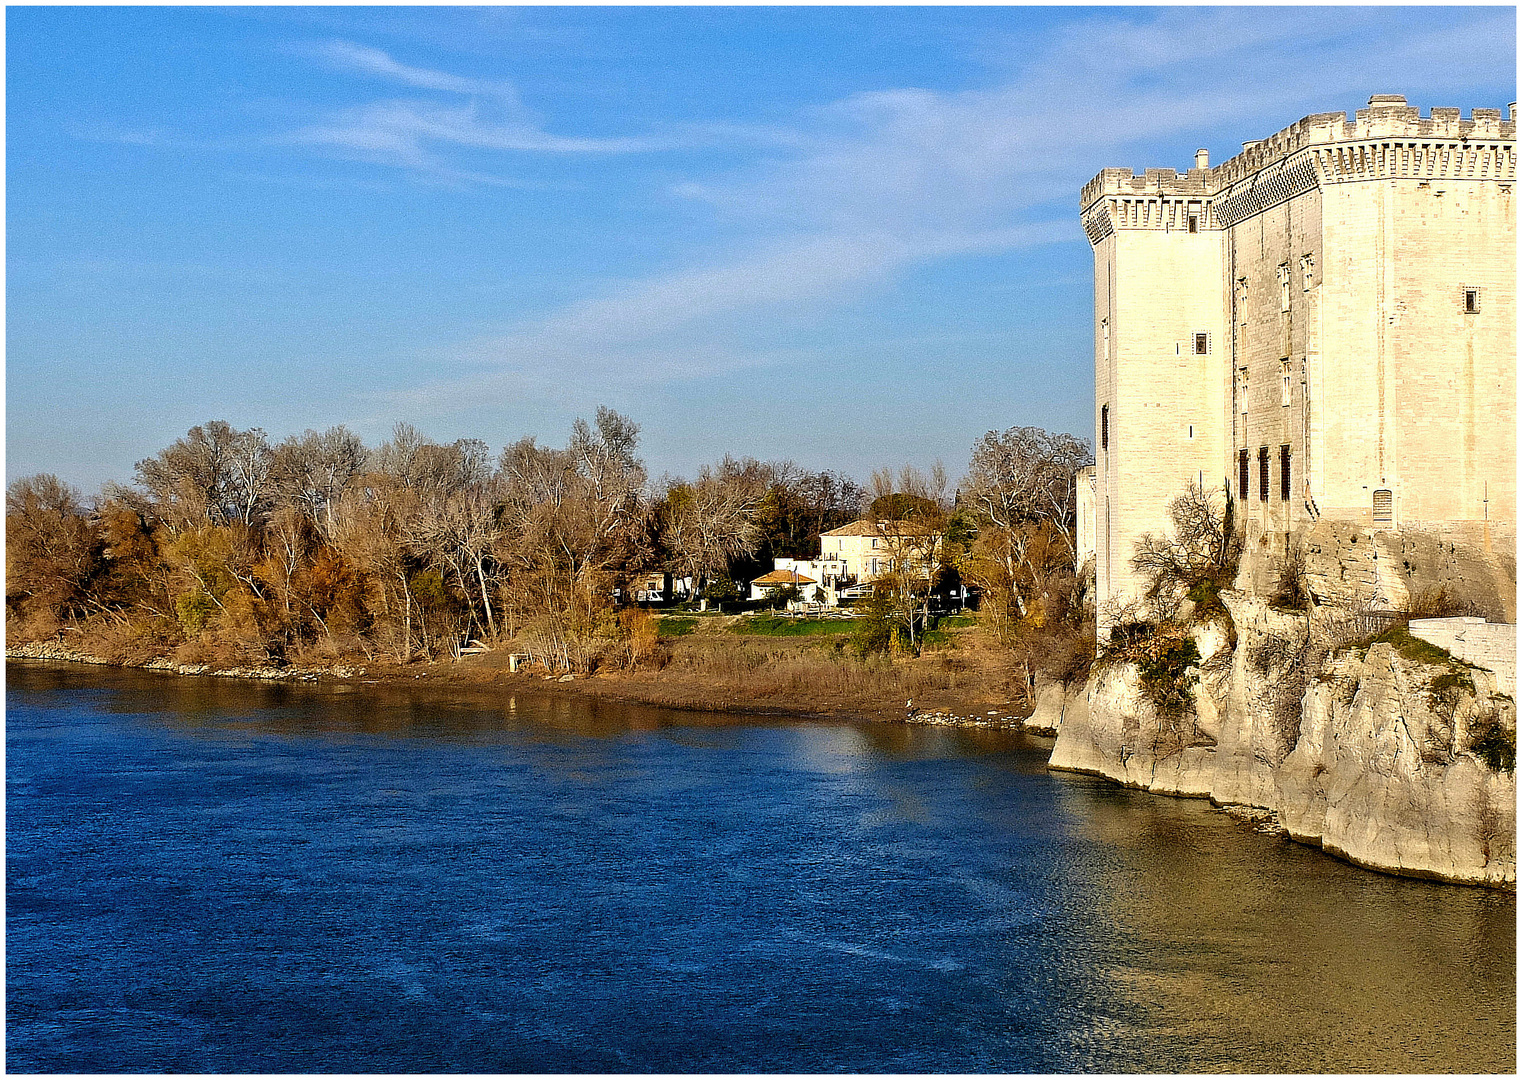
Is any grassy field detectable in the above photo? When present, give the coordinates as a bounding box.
[727,615,860,637]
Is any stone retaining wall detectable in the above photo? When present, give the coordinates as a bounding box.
[1409,617,1517,697]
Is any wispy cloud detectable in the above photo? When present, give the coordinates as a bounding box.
[287,39,677,180]
[384,6,1513,412]
[308,39,519,99]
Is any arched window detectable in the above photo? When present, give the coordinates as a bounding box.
[1373,489,1394,528]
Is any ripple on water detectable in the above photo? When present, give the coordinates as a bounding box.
[5,660,1516,1073]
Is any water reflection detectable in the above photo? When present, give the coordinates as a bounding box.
[7,659,1515,1073]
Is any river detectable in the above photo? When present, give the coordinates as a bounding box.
[7,660,1514,1072]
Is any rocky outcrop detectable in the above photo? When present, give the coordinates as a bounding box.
[1050,592,1517,887]
[1023,679,1089,736]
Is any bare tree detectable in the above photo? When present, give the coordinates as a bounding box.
[5,474,101,626]
[658,457,767,594]
[134,421,274,530]
[963,426,1092,559]
[1131,481,1240,622]
[866,465,950,650]
[270,426,366,536]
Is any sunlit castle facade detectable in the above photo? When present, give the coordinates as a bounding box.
[1082,95,1517,631]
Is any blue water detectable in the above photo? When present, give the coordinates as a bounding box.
[7,661,1515,1072]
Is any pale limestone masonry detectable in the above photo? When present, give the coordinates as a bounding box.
[1074,464,1096,572]
[1409,616,1517,697]
[1083,96,1517,631]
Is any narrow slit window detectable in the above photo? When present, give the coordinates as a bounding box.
[1101,405,1109,451]
[1258,447,1270,502]
[1281,359,1292,406]
[1280,445,1291,501]
[1238,449,1249,501]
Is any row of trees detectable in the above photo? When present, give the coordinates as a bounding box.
[7,408,1093,674]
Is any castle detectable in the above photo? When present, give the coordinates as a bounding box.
[1082,96,1517,629]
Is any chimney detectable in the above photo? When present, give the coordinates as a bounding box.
[1194,148,1209,170]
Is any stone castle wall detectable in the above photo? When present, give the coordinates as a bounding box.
[1083,97,1516,627]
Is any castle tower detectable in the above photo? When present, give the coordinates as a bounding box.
[1082,96,1517,630]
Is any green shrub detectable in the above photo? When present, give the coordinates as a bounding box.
[850,594,896,658]
[175,590,217,637]
[1467,713,1516,774]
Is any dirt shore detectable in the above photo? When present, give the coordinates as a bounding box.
[7,629,1038,732]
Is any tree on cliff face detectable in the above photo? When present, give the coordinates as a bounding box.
[1131,481,1240,623]
[5,474,102,633]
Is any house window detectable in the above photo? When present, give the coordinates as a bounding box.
[1373,489,1394,528]
[1238,449,1250,501]
[1101,405,1109,451]
[1278,263,1291,312]
[1464,288,1481,313]
[1281,359,1292,406]
[1280,445,1292,501]
[871,538,879,549]
[1258,446,1270,502]
[1194,332,1209,355]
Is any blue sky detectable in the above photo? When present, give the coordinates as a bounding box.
[8,6,1516,492]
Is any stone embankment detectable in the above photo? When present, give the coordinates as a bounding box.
[1047,591,1517,887]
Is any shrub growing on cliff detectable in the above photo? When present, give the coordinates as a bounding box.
[1467,712,1516,775]
[1099,621,1200,717]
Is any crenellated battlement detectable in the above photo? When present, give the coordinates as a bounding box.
[1081,96,1517,222]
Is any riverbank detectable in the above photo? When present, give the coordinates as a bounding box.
[7,614,1036,731]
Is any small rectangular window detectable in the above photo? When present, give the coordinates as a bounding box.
[1280,445,1291,501]
[1278,263,1291,312]
[1238,449,1249,501]
[1301,254,1314,291]
[1464,288,1480,313]
[1281,359,1292,406]
[1194,332,1209,355]
[1188,215,1199,233]
[1258,447,1270,502]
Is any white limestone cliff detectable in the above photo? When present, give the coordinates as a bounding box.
[1048,591,1517,887]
